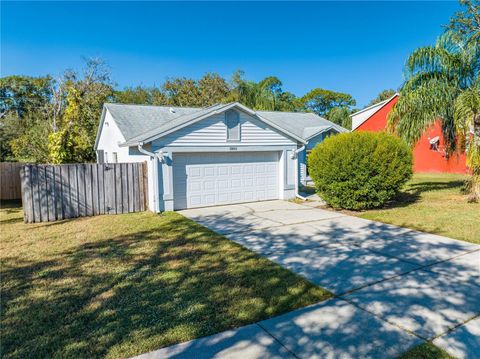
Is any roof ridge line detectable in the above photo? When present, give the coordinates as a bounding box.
[350,93,399,117]
[105,102,202,110]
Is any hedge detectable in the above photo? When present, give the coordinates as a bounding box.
[308,131,413,210]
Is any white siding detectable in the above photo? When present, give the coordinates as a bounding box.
[153,112,295,147]
[96,110,129,162]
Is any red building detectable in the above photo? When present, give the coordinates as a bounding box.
[351,94,468,174]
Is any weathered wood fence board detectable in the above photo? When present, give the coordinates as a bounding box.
[0,162,23,200]
[20,162,148,223]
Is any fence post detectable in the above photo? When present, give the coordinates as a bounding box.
[142,162,148,211]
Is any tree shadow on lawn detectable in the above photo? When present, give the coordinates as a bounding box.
[0,214,329,359]
[379,179,466,209]
[308,178,466,212]
[161,211,479,358]
[0,200,22,213]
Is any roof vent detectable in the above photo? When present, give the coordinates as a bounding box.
[169,107,175,113]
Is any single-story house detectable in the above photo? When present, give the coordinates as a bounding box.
[95,102,347,211]
[351,93,468,173]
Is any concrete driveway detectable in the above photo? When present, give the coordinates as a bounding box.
[138,201,480,359]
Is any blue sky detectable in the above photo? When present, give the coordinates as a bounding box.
[2,1,459,107]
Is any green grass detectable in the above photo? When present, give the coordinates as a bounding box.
[0,202,331,359]
[308,173,479,244]
[356,173,479,243]
[398,342,455,359]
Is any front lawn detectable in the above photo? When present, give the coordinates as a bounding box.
[357,173,479,244]
[307,173,479,244]
[0,202,330,359]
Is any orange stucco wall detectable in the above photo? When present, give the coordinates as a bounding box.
[355,96,468,174]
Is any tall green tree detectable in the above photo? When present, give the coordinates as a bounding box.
[197,73,230,106]
[366,89,396,107]
[48,58,114,163]
[0,75,52,118]
[326,106,352,129]
[161,77,201,107]
[389,1,480,200]
[0,76,53,161]
[300,88,355,117]
[228,71,298,111]
[447,0,480,42]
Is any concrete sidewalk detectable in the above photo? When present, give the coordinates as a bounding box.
[135,201,480,359]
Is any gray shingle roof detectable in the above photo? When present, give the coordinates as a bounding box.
[99,102,348,147]
[255,110,347,139]
[104,103,201,141]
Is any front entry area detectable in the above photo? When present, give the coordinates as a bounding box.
[172,151,279,210]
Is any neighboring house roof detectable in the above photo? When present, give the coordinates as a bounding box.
[350,93,399,131]
[95,102,348,149]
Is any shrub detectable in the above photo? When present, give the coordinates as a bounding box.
[308,131,412,210]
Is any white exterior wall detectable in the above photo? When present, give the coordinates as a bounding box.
[96,110,129,162]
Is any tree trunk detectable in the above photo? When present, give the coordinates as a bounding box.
[468,113,480,202]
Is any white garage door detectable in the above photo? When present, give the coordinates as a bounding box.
[173,152,279,210]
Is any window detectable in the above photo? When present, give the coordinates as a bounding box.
[112,152,118,163]
[225,110,240,141]
[97,150,105,164]
[105,152,109,163]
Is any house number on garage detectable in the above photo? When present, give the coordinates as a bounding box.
[229,147,238,151]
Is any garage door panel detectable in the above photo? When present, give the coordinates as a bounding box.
[190,195,202,207]
[218,180,229,190]
[231,192,242,202]
[204,180,215,190]
[244,179,254,188]
[189,167,201,177]
[244,191,254,201]
[173,152,279,210]
[244,165,254,174]
[218,166,229,176]
[231,178,242,189]
[266,164,276,172]
[266,176,277,186]
[190,182,202,191]
[218,192,230,203]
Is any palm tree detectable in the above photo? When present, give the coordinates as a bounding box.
[389,31,480,200]
[229,71,297,111]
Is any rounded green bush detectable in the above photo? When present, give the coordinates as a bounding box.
[308,131,413,210]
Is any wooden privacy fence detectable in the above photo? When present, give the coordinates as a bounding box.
[20,162,148,223]
[0,162,23,200]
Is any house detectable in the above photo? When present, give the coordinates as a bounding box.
[351,93,468,173]
[95,102,347,212]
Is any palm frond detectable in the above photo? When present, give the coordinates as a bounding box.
[391,76,459,146]
[455,85,480,132]
[405,44,463,80]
